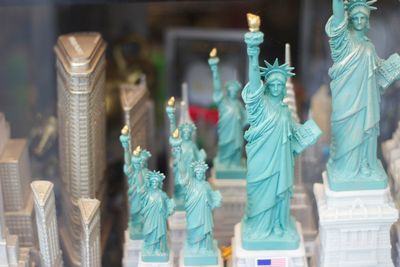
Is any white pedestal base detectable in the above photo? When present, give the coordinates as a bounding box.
[314,172,398,267]
[122,230,142,267]
[168,211,187,265]
[138,251,174,267]
[291,185,317,258]
[178,249,223,267]
[209,176,246,246]
[232,223,308,267]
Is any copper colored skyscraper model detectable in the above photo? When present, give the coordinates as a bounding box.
[54,32,106,266]
[31,181,64,267]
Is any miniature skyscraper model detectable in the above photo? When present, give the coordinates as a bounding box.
[314,0,400,266]
[120,75,154,160]
[31,181,63,267]
[0,116,36,250]
[284,43,317,255]
[54,32,107,266]
[79,198,101,267]
[232,14,321,267]
[0,113,31,267]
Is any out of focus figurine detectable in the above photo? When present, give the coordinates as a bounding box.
[120,126,143,240]
[165,97,206,209]
[326,0,400,191]
[208,48,247,179]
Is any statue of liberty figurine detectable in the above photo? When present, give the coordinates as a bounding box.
[139,170,175,262]
[326,0,400,190]
[119,126,143,239]
[166,97,206,208]
[241,14,321,250]
[181,160,222,265]
[169,128,187,209]
[208,48,247,179]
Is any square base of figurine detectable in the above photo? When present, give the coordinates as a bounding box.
[232,222,308,267]
[291,185,318,257]
[327,160,388,191]
[241,216,300,250]
[182,240,219,266]
[139,251,173,267]
[314,172,397,267]
[122,230,142,267]
[179,243,224,267]
[213,158,246,179]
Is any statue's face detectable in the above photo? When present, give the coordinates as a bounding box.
[151,179,159,189]
[266,73,286,98]
[181,127,192,140]
[195,171,205,181]
[351,12,368,32]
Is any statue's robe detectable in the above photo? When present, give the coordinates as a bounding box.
[214,92,246,166]
[326,15,383,179]
[242,82,297,237]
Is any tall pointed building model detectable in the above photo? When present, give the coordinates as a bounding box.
[0,116,36,248]
[31,181,63,267]
[54,32,106,266]
[284,43,317,255]
[78,198,101,267]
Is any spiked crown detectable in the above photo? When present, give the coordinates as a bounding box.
[147,170,165,184]
[191,160,209,173]
[260,59,295,81]
[140,149,152,160]
[346,0,377,15]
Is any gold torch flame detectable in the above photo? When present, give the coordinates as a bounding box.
[133,146,141,156]
[209,48,217,58]
[121,125,129,135]
[247,13,260,32]
[172,128,180,139]
[167,96,175,107]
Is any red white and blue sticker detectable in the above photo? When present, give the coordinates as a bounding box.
[256,257,288,267]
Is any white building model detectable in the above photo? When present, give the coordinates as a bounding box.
[78,198,101,267]
[31,181,63,267]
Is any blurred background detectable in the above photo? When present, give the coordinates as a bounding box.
[1,0,400,266]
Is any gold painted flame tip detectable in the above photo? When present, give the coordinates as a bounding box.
[209,48,217,58]
[172,128,180,138]
[133,146,141,156]
[167,97,175,107]
[121,125,129,135]
[247,13,260,32]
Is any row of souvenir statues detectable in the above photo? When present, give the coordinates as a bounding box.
[119,1,400,264]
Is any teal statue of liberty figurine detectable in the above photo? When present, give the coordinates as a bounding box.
[326,0,400,191]
[241,14,321,250]
[208,48,247,179]
[166,97,206,209]
[182,160,222,265]
[169,128,187,209]
[119,126,143,240]
[140,170,175,262]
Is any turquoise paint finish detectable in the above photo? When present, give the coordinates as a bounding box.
[208,56,247,179]
[182,160,222,265]
[166,104,207,210]
[119,133,143,240]
[140,171,175,262]
[241,28,321,250]
[213,158,246,180]
[326,0,400,191]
